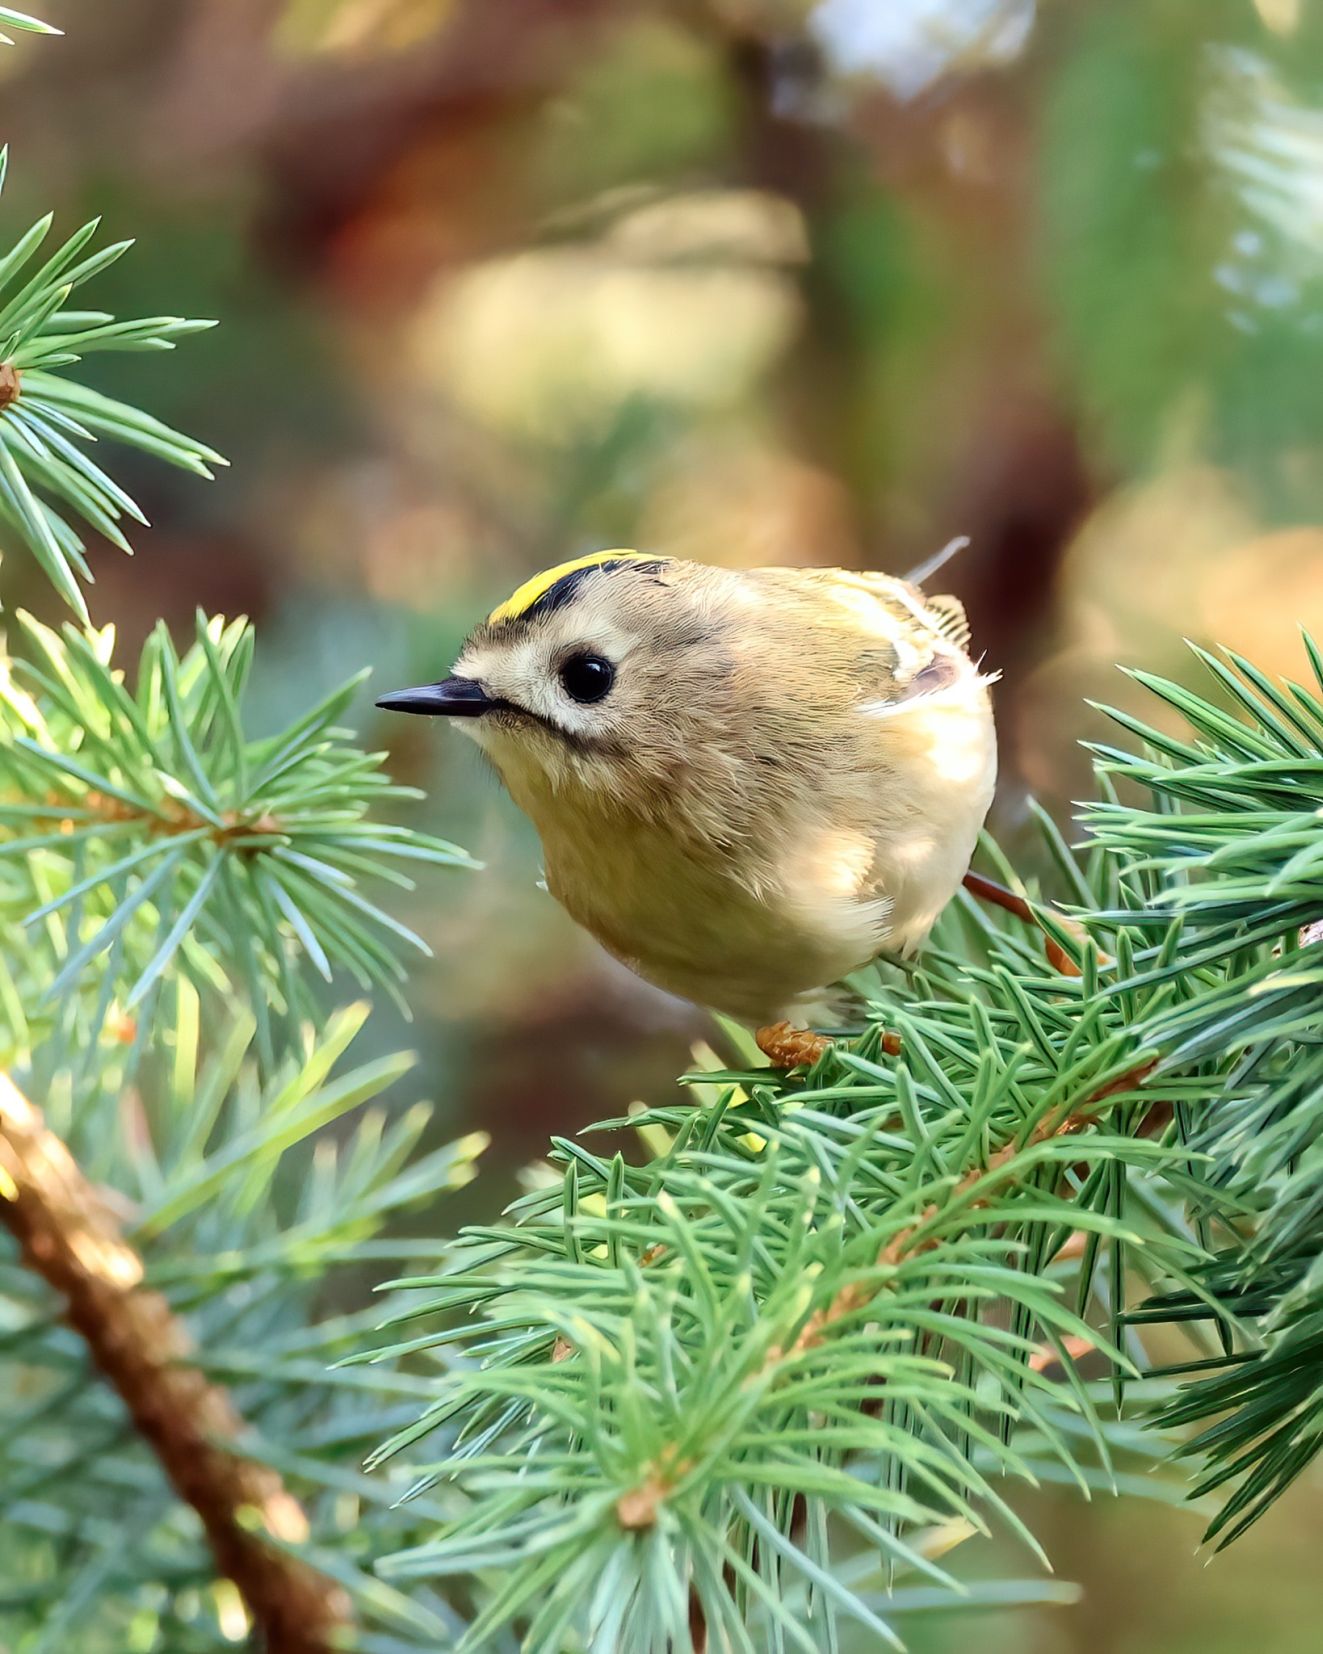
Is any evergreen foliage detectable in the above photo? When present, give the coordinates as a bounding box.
[0,151,225,619]
[1,996,486,1651]
[0,10,1320,1653]
[356,641,1323,1650]
[0,611,478,1646]
[0,609,474,1057]
[1086,649,1323,1548]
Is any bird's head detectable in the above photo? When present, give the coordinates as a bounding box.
[376,551,742,818]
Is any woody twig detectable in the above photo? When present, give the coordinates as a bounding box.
[0,1072,352,1654]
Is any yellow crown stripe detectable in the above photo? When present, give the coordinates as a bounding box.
[487,549,657,625]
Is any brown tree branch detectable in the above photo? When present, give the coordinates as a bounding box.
[0,1072,352,1654]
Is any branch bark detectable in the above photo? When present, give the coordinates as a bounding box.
[0,1072,352,1654]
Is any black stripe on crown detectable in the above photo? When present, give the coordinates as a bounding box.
[511,557,668,626]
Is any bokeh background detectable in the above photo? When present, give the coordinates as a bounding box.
[3,1,1322,1648]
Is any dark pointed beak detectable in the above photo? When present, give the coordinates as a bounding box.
[375,676,492,717]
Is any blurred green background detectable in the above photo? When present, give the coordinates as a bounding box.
[3,1,1321,1647]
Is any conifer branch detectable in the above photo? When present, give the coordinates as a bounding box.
[360,638,1321,1649]
[0,1070,352,1653]
[0,610,476,1034]
[784,1056,1158,1361]
[0,149,223,616]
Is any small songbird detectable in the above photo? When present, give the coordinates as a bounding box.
[378,551,996,1062]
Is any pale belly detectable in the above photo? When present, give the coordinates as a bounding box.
[540,817,886,1023]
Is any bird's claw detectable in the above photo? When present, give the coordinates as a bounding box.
[755,1021,834,1069]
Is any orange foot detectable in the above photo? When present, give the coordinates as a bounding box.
[755,1021,834,1069]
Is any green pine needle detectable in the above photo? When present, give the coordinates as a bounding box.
[0,8,61,44]
[0,609,478,1040]
[0,150,224,615]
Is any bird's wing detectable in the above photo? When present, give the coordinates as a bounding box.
[919,591,971,650]
[811,571,994,956]
[773,566,978,703]
[825,568,970,648]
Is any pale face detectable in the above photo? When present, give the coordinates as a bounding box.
[453,599,648,761]
[378,558,738,813]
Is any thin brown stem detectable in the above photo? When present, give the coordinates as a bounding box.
[616,1055,1158,1537]
[780,1057,1156,1359]
[15,785,283,850]
[961,868,1089,975]
[0,1072,351,1653]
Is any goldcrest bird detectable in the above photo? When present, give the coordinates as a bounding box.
[378,550,996,1060]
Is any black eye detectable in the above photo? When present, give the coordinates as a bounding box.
[558,653,615,704]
